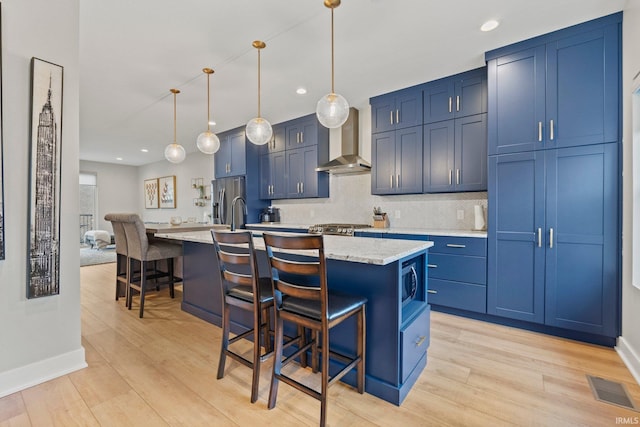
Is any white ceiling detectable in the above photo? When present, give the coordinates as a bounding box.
[79,0,625,166]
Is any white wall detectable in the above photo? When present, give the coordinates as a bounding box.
[80,160,139,232]
[0,0,85,398]
[138,150,215,223]
[618,1,640,384]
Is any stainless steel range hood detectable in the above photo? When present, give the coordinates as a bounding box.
[316,108,371,174]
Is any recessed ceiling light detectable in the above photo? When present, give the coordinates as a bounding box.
[296,87,307,95]
[140,148,149,153]
[481,20,499,32]
[116,157,123,161]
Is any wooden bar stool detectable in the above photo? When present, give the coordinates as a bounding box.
[211,230,274,403]
[262,232,367,427]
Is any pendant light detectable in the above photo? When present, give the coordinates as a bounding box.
[246,40,273,145]
[164,89,186,163]
[316,0,349,129]
[196,68,221,154]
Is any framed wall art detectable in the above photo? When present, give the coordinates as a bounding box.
[144,178,159,209]
[27,57,64,298]
[0,3,5,261]
[159,175,176,209]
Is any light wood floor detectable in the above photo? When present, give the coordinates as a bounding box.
[1,262,639,426]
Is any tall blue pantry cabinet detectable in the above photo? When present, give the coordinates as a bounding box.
[486,13,621,344]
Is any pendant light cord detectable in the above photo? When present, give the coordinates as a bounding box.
[331,5,335,94]
[257,47,262,118]
[173,91,177,144]
[206,73,211,132]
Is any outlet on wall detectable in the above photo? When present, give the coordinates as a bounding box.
[457,209,464,220]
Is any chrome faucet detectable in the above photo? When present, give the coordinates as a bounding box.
[230,196,247,231]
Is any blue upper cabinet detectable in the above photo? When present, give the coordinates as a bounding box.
[371,126,422,195]
[261,123,286,154]
[423,67,487,124]
[259,151,286,199]
[285,115,319,149]
[486,13,621,155]
[214,128,248,178]
[423,114,487,193]
[370,86,423,134]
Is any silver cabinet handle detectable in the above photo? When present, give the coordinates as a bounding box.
[550,119,554,140]
[448,169,453,186]
[300,131,304,143]
[549,228,554,249]
[427,264,438,268]
[538,122,543,142]
[456,169,460,185]
[448,97,452,113]
[390,110,394,125]
[537,227,542,247]
[456,95,460,112]
[390,174,393,188]
[415,336,426,347]
[300,181,303,193]
[427,289,438,294]
[296,182,300,193]
[446,243,466,248]
[396,109,399,124]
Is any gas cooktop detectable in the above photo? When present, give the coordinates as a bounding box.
[307,223,372,236]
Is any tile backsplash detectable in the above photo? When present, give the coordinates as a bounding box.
[270,173,487,230]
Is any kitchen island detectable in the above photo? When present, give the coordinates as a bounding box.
[155,230,433,405]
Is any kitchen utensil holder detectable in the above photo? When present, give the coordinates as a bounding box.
[373,213,389,228]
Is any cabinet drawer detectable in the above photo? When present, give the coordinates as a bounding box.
[428,278,486,313]
[428,253,486,285]
[429,236,486,256]
[401,306,430,383]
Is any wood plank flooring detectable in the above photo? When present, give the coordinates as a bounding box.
[2,262,639,426]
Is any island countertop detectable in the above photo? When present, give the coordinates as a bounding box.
[155,230,433,266]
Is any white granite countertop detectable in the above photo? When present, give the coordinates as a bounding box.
[155,230,433,266]
[245,223,487,238]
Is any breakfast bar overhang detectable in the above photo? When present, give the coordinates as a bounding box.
[155,230,433,405]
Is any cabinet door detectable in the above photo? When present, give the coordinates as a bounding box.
[487,46,546,155]
[455,114,487,192]
[371,131,397,195]
[214,135,231,178]
[371,93,396,134]
[396,126,423,193]
[300,146,319,197]
[423,120,454,193]
[544,143,618,337]
[264,123,286,154]
[259,152,286,200]
[395,88,423,130]
[545,26,619,149]
[228,130,247,176]
[286,148,304,198]
[488,151,545,323]
[423,81,454,124]
[455,74,487,118]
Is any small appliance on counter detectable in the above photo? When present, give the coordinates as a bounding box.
[373,206,389,228]
[259,206,281,223]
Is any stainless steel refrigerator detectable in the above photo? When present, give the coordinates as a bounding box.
[211,176,246,227]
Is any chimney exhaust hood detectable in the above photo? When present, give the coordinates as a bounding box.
[316,107,371,174]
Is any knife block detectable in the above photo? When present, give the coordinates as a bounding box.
[373,213,389,228]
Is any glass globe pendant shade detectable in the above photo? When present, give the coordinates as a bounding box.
[164,143,186,163]
[246,117,273,145]
[316,92,350,129]
[196,131,220,154]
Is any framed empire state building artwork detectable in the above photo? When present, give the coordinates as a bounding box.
[27,58,63,298]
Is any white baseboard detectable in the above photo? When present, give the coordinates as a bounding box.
[0,347,87,398]
[616,337,640,386]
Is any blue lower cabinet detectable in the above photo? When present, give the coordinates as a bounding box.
[426,237,487,314]
[488,143,619,338]
[400,306,430,383]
